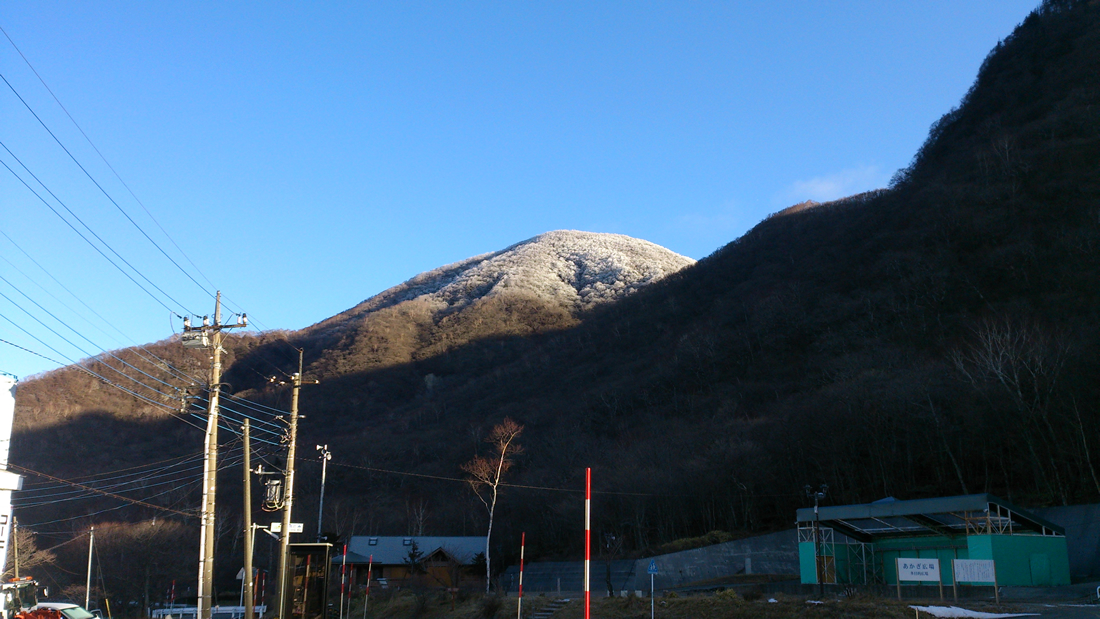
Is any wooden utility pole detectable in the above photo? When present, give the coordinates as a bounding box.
[12,517,17,579]
[243,420,255,619]
[277,350,314,619]
[85,526,94,610]
[184,292,247,619]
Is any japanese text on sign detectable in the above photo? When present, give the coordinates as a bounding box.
[897,558,940,582]
[953,559,995,583]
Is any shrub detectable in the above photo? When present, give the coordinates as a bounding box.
[714,589,740,602]
[479,595,502,619]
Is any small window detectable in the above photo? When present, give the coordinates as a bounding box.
[403,538,412,546]
[368,537,378,546]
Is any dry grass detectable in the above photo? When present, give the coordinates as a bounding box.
[357,591,921,619]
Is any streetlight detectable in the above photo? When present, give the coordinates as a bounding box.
[805,484,828,598]
[316,445,332,541]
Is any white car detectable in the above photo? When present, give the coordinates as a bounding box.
[31,603,99,619]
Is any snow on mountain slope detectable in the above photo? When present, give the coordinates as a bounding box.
[313,230,694,332]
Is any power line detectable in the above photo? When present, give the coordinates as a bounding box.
[0,70,212,302]
[16,468,204,508]
[19,451,206,494]
[0,23,221,297]
[0,249,185,382]
[222,392,290,417]
[15,451,216,501]
[0,336,65,368]
[328,460,725,499]
[186,392,285,433]
[13,449,249,512]
[0,144,188,316]
[0,287,181,400]
[0,325,207,433]
[0,273,187,394]
[0,231,206,386]
[20,478,206,527]
[8,463,196,518]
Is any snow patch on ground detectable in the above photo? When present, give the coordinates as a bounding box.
[910,606,1039,618]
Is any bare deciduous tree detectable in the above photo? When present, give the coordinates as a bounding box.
[953,318,1073,502]
[461,418,523,593]
[3,526,56,580]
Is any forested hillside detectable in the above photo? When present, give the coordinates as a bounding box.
[244,0,1098,553]
[9,0,1100,604]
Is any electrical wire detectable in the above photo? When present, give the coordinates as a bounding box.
[191,394,285,432]
[18,451,206,494]
[0,234,208,386]
[0,287,182,403]
[13,450,248,514]
[0,23,220,298]
[16,469,205,508]
[15,452,215,501]
[0,145,187,316]
[0,328,207,433]
[0,336,65,367]
[221,392,290,417]
[0,273,188,395]
[8,463,196,518]
[0,70,211,305]
[18,477,204,528]
[0,309,177,406]
[327,460,716,498]
[0,248,198,387]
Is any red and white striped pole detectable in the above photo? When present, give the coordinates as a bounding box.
[339,543,348,619]
[362,554,373,619]
[517,532,525,619]
[584,467,591,619]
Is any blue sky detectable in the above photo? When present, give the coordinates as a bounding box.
[1,1,1038,380]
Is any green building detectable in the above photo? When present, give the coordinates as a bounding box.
[796,494,1069,587]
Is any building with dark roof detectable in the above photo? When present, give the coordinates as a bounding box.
[795,494,1069,587]
[334,536,486,590]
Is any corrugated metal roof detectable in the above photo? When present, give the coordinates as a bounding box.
[795,493,1063,540]
[339,536,486,565]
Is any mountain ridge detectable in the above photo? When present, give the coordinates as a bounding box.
[8,0,1100,602]
[307,230,694,334]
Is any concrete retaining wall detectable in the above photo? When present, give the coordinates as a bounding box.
[502,529,799,593]
[624,529,799,591]
[1030,503,1100,580]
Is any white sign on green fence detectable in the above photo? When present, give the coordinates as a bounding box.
[896,557,944,601]
[897,558,940,582]
[952,559,995,583]
[951,559,999,604]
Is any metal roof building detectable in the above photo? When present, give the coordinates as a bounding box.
[339,536,485,566]
[795,494,1070,587]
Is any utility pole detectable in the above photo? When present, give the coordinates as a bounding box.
[805,484,828,598]
[243,420,255,619]
[85,526,94,610]
[315,445,331,541]
[277,350,315,619]
[183,291,247,619]
[12,517,17,579]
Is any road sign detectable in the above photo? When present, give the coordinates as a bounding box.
[647,560,658,575]
[270,522,304,533]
